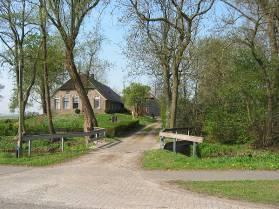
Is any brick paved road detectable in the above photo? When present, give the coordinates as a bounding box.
[0,125,277,209]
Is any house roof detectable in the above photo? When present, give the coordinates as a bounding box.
[57,74,123,104]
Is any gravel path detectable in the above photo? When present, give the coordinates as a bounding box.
[0,124,278,209]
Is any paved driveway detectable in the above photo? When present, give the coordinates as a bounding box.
[0,126,278,209]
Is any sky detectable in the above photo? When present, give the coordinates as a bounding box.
[0,1,225,115]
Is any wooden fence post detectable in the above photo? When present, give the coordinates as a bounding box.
[28,139,31,157]
[61,137,64,152]
[173,138,176,153]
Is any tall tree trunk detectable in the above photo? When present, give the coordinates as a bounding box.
[17,45,24,157]
[40,0,55,134]
[40,80,47,114]
[162,63,171,128]
[65,49,98,132]
[265,88,273,146]
[170,68,179,128]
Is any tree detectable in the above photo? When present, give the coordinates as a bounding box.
[45,0,103,132]
[123,83,150,117]
[39,0,55,134]
[8,34,65,115]
[221,0,279,146]
[0,0,36,156]
[123,0,214,128]
[192,38,265,144]
[75,29,111,82]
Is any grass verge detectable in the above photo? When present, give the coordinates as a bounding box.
[0,150,88,166]
[143,149,279,170]
[172,180,279,205]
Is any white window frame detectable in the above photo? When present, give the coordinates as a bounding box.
[54,97,61,110]
[94,96,101,109]
[63,96,70,110]
[73,96,79,109]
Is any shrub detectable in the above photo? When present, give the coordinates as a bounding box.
[197,142,256,158]
[74,109,81,114]
[0,120,17,136]
[105,120,139,137]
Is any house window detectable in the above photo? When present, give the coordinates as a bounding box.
[73,96,79,109]
[94,96,100,109]
[63,96,70,109]
[54,98,60,110]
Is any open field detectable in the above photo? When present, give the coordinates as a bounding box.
[172,180,279,205]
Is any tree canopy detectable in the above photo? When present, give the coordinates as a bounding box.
[123,83,151,116]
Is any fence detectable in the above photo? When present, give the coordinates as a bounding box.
[21,127,106,157]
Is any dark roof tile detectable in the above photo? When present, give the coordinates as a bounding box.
[57,74,122,104]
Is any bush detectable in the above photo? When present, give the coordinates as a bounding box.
[25,112,40,119]
[105,120,139,137]
[0,120,17,136]
[197,142,259,158]
[74,109,81,114]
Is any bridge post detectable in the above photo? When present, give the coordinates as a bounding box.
[193,142,197,157]
[160,136,164,149]
[61,137,64,152]
[28,139,32,157]
[173,138,176,153]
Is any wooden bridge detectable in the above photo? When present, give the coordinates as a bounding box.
[159,127,203,157]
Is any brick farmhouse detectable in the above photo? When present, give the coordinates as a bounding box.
[51,74,124,114]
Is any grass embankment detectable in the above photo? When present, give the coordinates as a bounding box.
[172,180,279,205]
[0,113,156,166]
[143,143,279,170]
[0,113,156,137]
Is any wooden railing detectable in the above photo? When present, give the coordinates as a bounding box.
[159,128,203,157]
[21,127,106,157]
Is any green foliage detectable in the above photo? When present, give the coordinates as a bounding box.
[9,33,65,112]
[123,83,151,115]
[198,143,253,158]
[196,38,266,144]
[74,108,81,114]
[173,180,279,205]
[105,120,139,137]
[0,119,17,136]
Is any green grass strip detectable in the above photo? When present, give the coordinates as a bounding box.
[173,180,279,205]
[143,149,279,170]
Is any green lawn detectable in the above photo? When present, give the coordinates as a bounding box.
[0,113,156,137]
[143,149,279,170]
[172,180,279,205]
[25,113,137,133]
